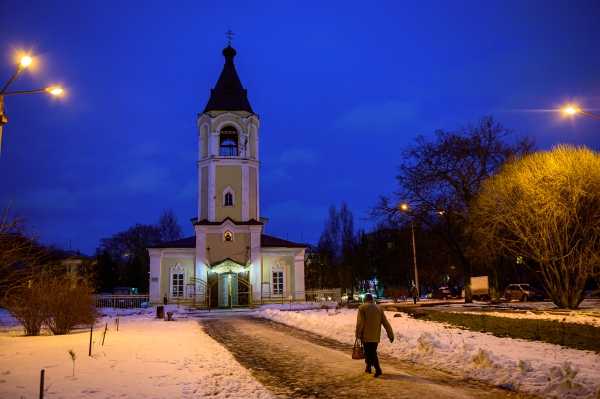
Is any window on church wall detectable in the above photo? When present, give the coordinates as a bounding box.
[170,263,186,298]
[219,126,238,156]
[222,186,235,207]
[224,230,233,241]
[272,271,284,295]
[172,272,184,297]
[271,262,285,296]
[201,125,208,158]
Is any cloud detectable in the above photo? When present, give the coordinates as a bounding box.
[261,167,292,183]
[336,101,418,131]
[19,187,79,212]
[117,165,171,194]
[262,199,327,225]
[271,148,318,165]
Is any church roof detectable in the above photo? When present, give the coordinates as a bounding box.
[150,236,196,249]
[193,217,263,226]
[261,234,307,248]
[149,233,307,249]
[203,44,253,113]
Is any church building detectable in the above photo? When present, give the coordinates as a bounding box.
[148,43,306,308]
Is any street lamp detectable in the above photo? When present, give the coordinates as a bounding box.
[400,203,419,292]
[0,55,63,154]
[565,107,600,119]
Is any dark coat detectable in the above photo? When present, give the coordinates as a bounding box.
[410,286,419,297]
[355,300,394,343]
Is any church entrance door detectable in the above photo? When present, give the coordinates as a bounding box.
[209,273,253,309]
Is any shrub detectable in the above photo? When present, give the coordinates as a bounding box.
[4,281,50,336]
[385,286,408,301]
[43,277,101,335]
[3,277,100,336]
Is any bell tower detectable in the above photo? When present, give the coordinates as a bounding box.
[196,42,260,223]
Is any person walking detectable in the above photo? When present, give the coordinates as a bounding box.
[410,285,419,304]
[355,293,394,378]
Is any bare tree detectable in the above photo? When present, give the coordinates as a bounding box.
[312,203,364,292]
[0,198,62,297]
[471,145,600,309]
[157,209,183,243]
[371,116,535,302]
[96,223,161,291]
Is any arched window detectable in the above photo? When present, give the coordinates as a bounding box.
[170,263,186,298]
[222,186,235,207]
[224,231,233,241]
[271,262,285,296]
[219,126,238,156]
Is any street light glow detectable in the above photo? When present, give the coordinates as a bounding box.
[564,106,600,120]
[20,56,32,68]
[400,203,408,211]
[46,87,63,95]
[1,52,64,155]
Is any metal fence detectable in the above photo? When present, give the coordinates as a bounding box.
[92,294,150,309]
[254,289,342,306]
[92,288,341,310]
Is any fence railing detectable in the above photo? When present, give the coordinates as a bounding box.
[92,289,342,310]
[92,294,150,309]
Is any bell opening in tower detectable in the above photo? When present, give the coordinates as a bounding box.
[219,126,238,156]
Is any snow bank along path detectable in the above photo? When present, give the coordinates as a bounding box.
[257,305,600,399]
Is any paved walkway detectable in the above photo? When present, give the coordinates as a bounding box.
[196,312,540,399]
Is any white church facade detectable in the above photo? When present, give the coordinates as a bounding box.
[148,43,306,308]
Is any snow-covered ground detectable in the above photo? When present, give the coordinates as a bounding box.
[0,307,274,398]
[257,300,600,399]
[0,300,598,398]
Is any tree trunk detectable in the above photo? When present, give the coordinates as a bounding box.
[463,260,473,303]
[488,262,500,300]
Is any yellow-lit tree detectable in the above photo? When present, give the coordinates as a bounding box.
[471,145,600,309]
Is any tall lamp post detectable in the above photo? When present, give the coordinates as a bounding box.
[565,107,600,119]
[400,203,419,291]
[0,55,63,154]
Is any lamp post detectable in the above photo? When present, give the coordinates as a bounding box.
[565,107,600,120]
[0,55,63,154]
[400,203,419,291]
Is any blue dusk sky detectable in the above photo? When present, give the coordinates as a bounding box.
[1,1,599,255]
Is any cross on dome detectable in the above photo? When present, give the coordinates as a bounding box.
[226,29,234,44]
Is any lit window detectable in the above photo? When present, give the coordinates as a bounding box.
[170,263,186,298]
[224,231,233,241]
[272,271,284,295]
[172,273,184,297]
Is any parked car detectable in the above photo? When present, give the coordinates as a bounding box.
[504,284,545,301]
[583,290,600,299]
[113,287,142,308]
[427,288,453,300]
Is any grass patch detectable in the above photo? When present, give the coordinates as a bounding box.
[401,309,600,352]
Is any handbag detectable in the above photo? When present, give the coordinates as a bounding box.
[352,338,365,360]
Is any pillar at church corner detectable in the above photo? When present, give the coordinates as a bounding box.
[148,42,306,309]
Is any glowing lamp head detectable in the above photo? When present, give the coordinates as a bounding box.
[565,107,577,115]
[20,56,32,67]
[46,87,63,95]
[400,203,408,211]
